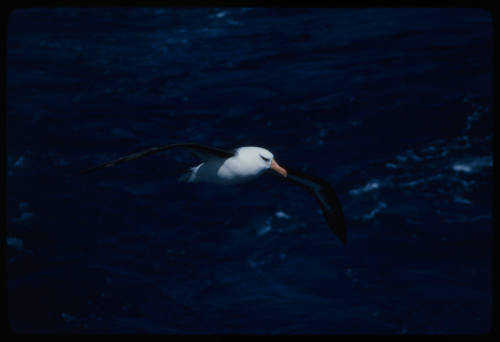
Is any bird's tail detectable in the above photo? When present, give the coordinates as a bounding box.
[177,165,200,183]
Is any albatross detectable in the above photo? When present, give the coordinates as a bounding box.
[81,143,347,244]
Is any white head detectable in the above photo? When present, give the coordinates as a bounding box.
[236,146,288,177]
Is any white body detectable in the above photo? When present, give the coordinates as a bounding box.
[183,146,274,185]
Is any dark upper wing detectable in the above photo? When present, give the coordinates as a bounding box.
[279,168,347,245]
[79,143,235,174]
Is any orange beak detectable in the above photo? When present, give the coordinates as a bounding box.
[270,159,288,177]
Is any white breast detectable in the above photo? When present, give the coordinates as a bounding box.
[190,147,268,185]
[217,157,264,184]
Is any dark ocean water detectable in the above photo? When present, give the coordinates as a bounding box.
[7,8,493,334]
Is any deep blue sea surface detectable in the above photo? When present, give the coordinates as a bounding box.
[7,8,493,334]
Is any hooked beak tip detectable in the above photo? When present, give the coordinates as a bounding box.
[270,159,288,177]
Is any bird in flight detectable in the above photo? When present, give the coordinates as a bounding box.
[81,143,346,244]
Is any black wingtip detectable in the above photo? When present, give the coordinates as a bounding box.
[331,220,347,246]
[282,168,348,246]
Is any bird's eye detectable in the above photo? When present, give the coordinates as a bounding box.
[260,155,270,162]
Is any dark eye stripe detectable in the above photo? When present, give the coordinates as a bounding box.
[260,155,270,162]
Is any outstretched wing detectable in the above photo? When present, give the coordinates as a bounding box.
[278,168,347,245]
[79,143,235,174]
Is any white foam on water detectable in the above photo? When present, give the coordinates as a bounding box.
[407,150,423,161]
[452,164,472,173]
[391,140,454,168]
[214,11,227,18]
[349,180,380,196]
[256,218,272,236]
[454,196,472,204]
[451,156,492,173]
[275,211,291,219]
[400,174,443,188]
[362,202,387,221]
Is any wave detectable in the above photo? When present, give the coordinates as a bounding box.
[275,211,291,219]
[256,217,272,236]
[346,129,492,223]
[362,201,387,221]
[349,180,381,196]
[451,156,492,173]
